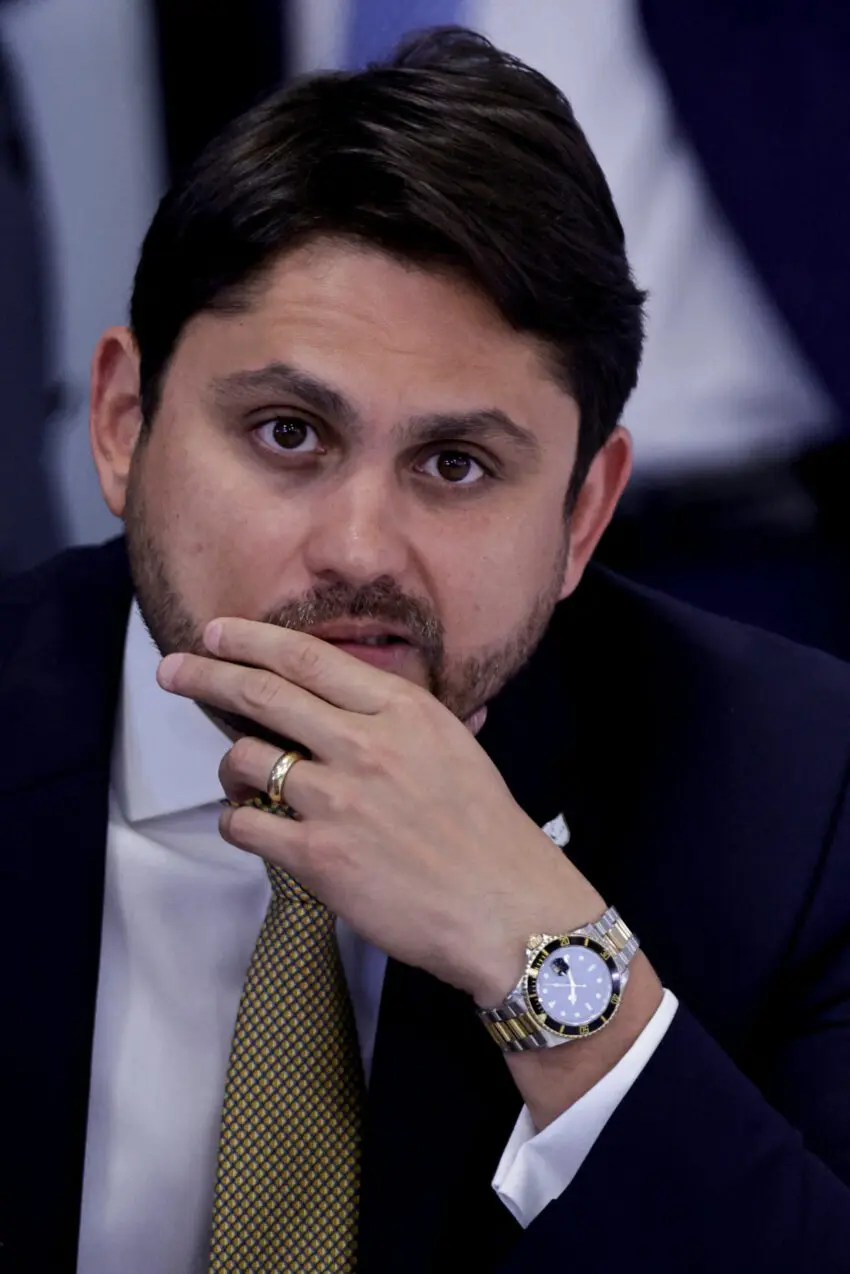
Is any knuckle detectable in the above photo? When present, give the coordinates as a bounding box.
[292,639,325,682]
[324,778,360,820]
[298,819,326,858]
[308,772,353,820]
[241,669,281,713]
[228,734,260,773]
[302,822,351,876]
[388,677,423,715]
[350,738,389,782]
[217,749,235,787]
[337,723,375,768]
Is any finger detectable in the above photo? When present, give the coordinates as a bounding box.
[204,617,400,714]
[220,735,314,812]
[464,706,488,736]
[220,803,337,909]
[220,802,310,877]
[218,735,282,805]
[157,651,349,759]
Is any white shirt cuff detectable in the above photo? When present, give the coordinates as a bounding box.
[492,987,679,1227]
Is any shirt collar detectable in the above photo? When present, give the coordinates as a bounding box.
[112,601,231,824]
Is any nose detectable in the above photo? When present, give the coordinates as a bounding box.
[301,469,412,587]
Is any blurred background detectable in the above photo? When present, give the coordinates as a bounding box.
[2,0,849,656]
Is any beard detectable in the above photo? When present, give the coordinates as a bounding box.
[124,468,569,744]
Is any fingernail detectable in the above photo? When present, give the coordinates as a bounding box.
[465,706,488,736]
[157,652,185,689]
[205,621,222,653]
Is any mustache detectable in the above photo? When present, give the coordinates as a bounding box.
[211,579,445,752]
[260,577,444,658]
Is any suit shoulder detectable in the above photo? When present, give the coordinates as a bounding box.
[0,539,121,601]
[575,566,850,744]
[0,538,130,664]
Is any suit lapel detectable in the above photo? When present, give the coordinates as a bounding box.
[360,955,529,1274]
[0,540,131,1271]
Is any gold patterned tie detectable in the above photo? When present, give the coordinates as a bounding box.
[208,856,364,1272]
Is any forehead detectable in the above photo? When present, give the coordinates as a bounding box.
[172,238,576,428]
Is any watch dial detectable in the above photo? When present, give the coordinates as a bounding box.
[537,945,613,1026]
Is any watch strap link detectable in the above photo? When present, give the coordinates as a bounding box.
[589,906,640,967]
[480,1004,549,1053]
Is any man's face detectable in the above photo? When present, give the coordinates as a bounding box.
[97,239,626,723]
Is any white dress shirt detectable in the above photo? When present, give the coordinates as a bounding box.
[76,603,676,1273]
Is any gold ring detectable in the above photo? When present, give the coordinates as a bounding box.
[267,749,306,807]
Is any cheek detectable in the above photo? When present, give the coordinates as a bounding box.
[432,503,567,645]
[139,430,303,620]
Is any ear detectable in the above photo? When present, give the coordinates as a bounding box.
[89,326,144,518]
[559,426,632,599]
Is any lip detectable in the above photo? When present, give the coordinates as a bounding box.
[325,639,418,672]
[308,621,414,644]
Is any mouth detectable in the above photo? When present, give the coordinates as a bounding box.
[330,634,407,648]
[307,622,415,647]
[307,624,418,671]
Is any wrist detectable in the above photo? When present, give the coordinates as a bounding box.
[466,875,607,1009]
[506,952,663,1130]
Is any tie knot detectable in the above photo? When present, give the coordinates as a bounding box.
[266,862,328,913]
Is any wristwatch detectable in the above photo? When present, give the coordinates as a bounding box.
[478,907,640,1052]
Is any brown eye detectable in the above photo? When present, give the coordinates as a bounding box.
[422,450,487,486]
[255,416,321,454]
[272,417,310,448]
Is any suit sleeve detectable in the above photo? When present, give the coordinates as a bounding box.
[498,780,850,1271]
[492,991,679,1225]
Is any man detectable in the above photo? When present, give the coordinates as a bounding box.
[1,26,849,1274]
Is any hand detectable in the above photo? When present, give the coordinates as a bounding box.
[157,617,605,1006]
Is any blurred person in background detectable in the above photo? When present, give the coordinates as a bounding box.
[0,0,287,569]
[3,27,850,1274]
[0,1,60,573]
[346,0,850,657]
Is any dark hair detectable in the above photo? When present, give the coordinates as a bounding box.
[130,26,645,497]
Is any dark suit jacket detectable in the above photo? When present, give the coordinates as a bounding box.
[3,537,850,1272]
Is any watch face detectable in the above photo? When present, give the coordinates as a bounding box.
[526,936,623,1038]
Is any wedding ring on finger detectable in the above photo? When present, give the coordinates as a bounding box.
[267,748,306,807]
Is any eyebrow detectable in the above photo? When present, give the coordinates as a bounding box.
[208,360,541,461]
[209,363,358,428]
[398,409,541,461]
